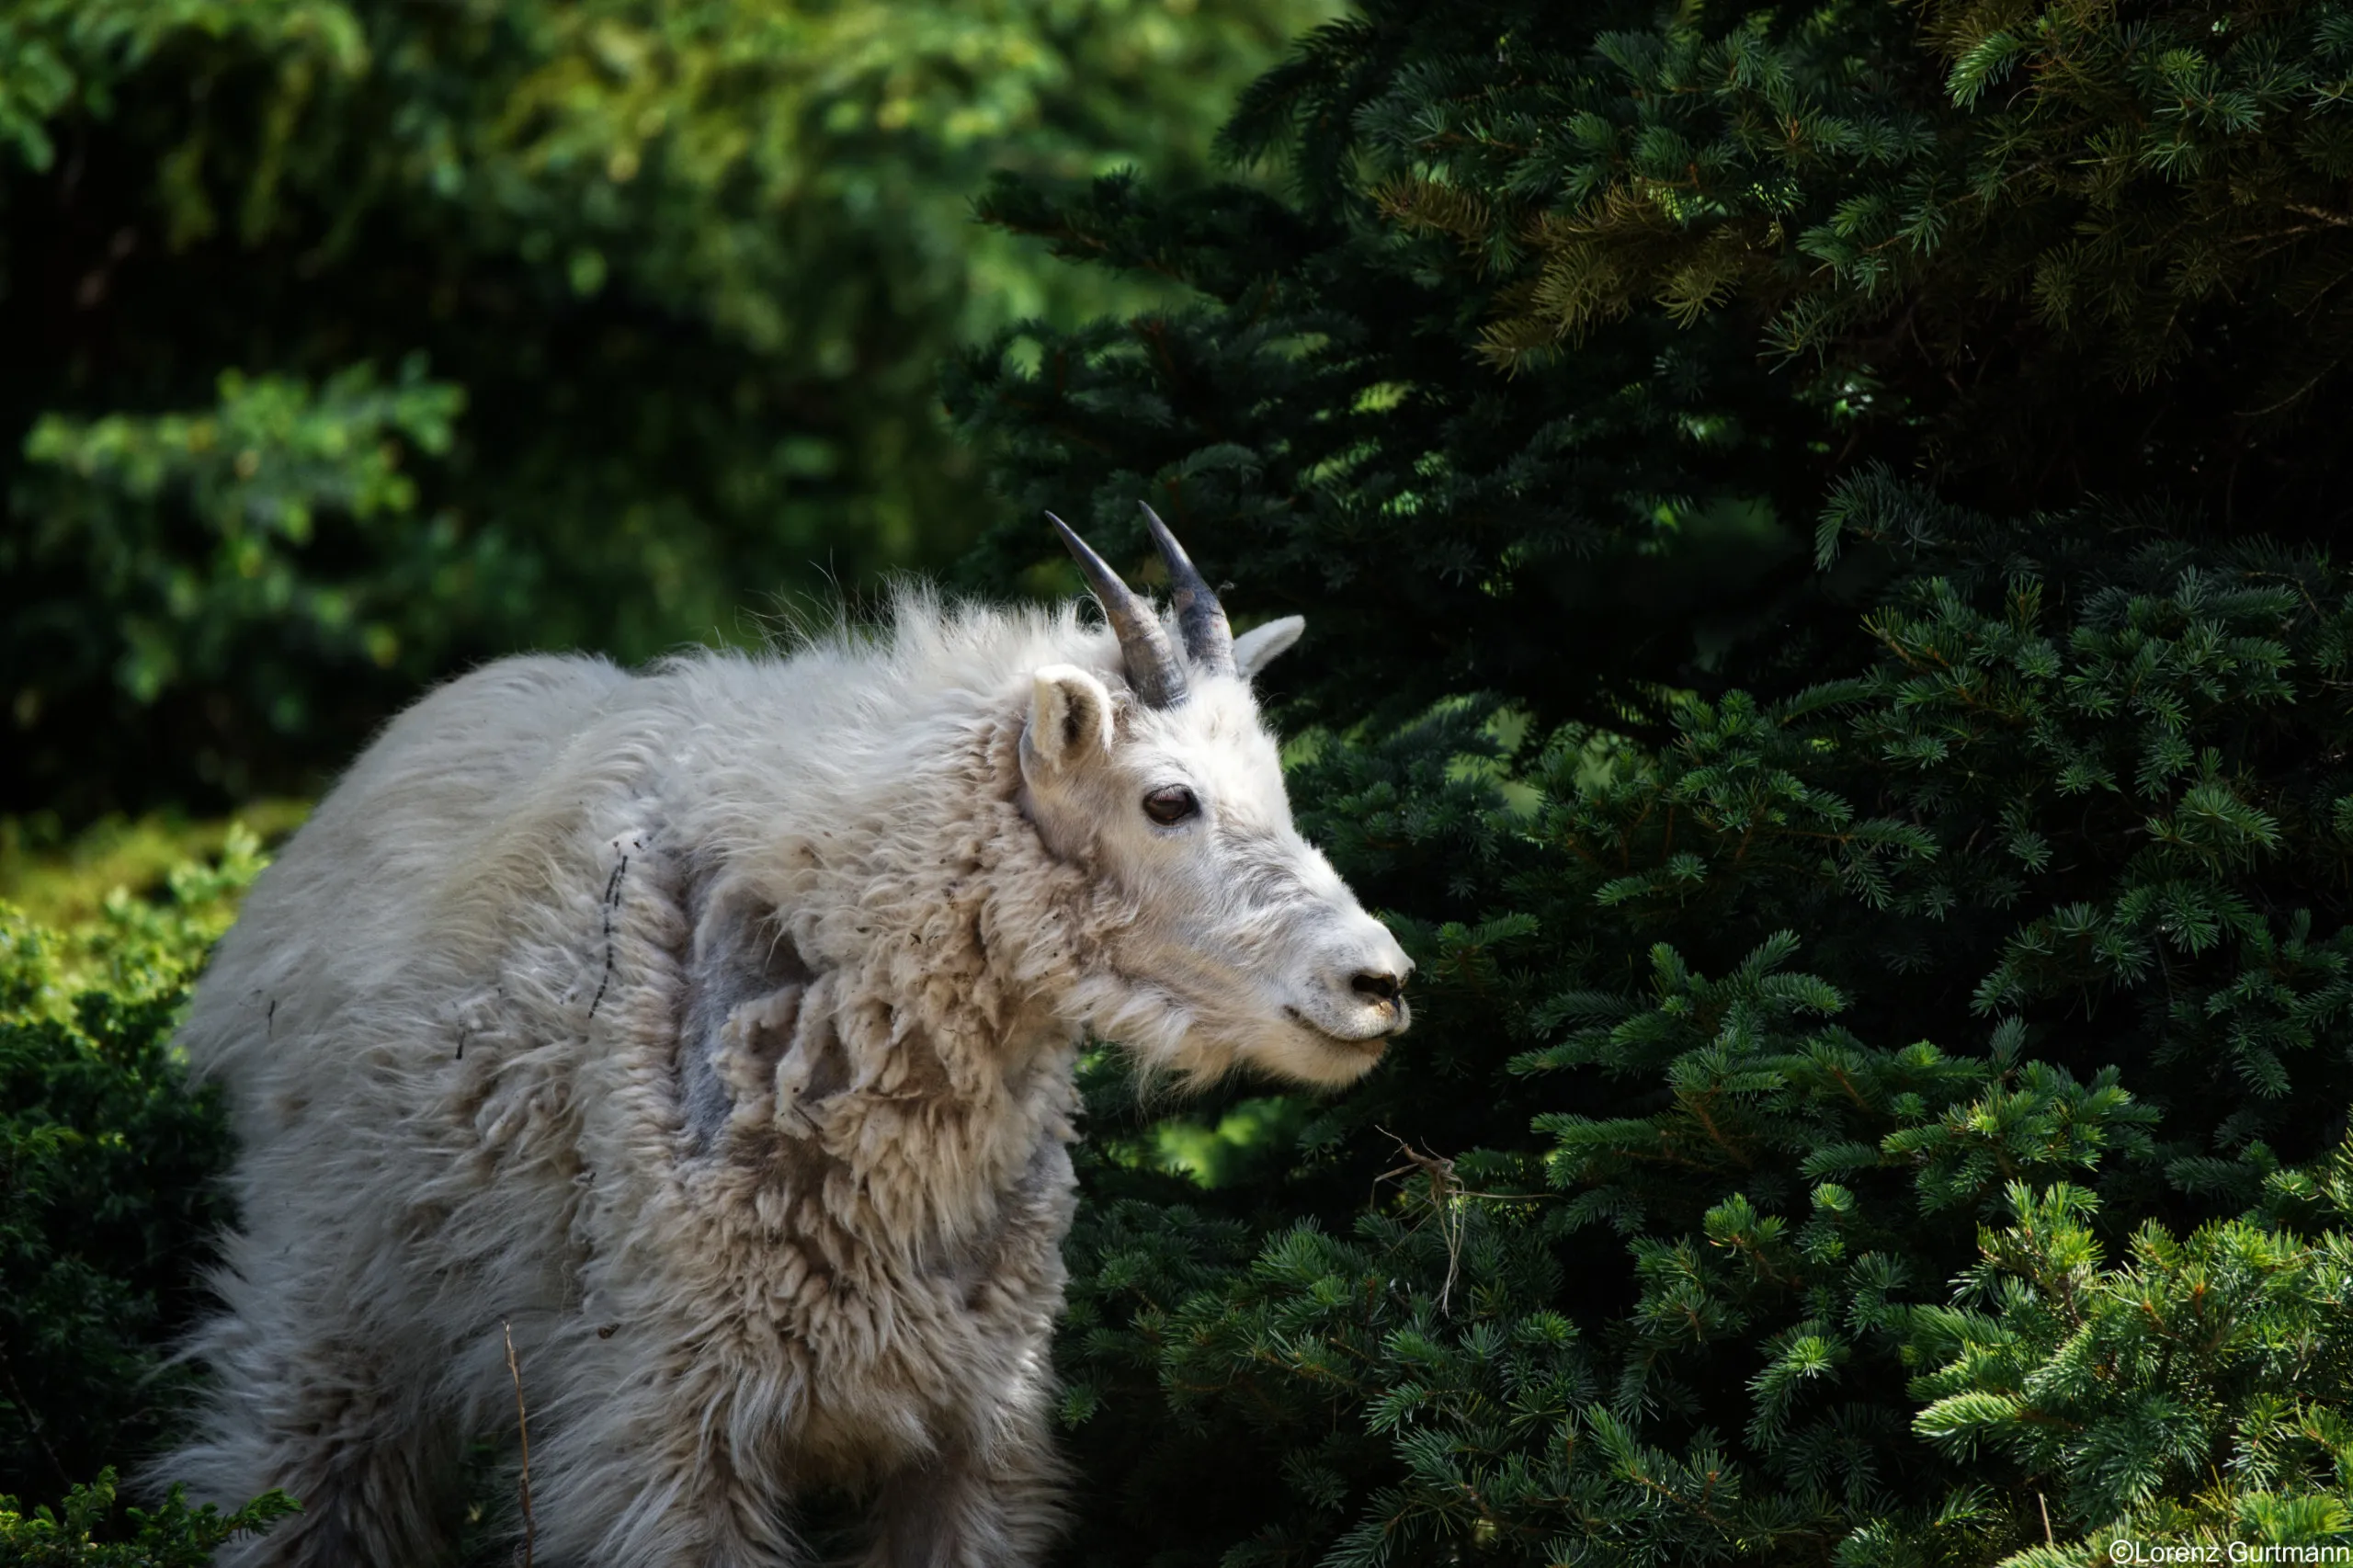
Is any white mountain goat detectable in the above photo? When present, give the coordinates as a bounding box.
[156,510,1412,1567]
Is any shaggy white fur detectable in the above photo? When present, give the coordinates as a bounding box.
[155,589,1410,1567]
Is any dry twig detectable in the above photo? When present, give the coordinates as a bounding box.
[1372,1129,1548,1314]
[1373,1130,1472,1312]
[503,1319,536,1568]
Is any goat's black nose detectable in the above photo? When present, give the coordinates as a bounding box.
[1350,971,1403,1005]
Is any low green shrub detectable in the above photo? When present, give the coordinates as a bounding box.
[0,826,261,1520]
[0,1470,294,1567]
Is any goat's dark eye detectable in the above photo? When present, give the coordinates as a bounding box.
[1142,786,1199,826]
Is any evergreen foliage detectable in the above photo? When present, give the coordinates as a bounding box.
[951,0,2353,738]
[0,0,1328,819]
[1353,0,2353,518]
[949,1,2353,1562]
[1039,488,2353,1568]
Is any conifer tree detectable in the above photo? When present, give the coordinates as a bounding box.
[949,1,2353,1562]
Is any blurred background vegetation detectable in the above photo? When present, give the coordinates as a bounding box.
[2,0,1328,824]
[13,0,2353,1562]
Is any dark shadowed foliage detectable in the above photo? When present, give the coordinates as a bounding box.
[948,1,2353,1561]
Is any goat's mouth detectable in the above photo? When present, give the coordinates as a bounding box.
[1283,1006,1393,1054]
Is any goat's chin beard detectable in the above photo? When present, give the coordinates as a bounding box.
[1109,1018,1385,1096]
[1079,979,1389,1094]
[1160,1016,1388,1093]
[1256,1016,1390,1089]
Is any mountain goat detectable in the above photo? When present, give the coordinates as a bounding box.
[158,511,1412,1567]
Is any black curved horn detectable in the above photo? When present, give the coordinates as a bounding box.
[1139,503,1235,678]
[1047,512,1189,708]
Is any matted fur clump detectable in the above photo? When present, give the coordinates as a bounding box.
[159,561,1411,1567]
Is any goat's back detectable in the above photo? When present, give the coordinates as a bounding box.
[180,653,634,1138]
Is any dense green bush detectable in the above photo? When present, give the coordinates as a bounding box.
[0,835,255,1508]
[947,0,2353,1561]
[0,1471,293,1567]
[1,0,1329,819]
[1044,499,2353,1564]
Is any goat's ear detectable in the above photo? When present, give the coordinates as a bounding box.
[1023,664,1115,773]
[1233,615,1305,679]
